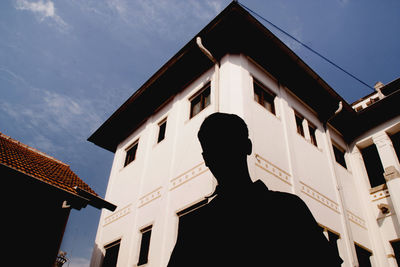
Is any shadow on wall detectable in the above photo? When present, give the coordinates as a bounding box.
[90,243,104,267]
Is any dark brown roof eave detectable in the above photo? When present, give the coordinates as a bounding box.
[330,88,400,143]
[75,187,117,211]
[88,2,354,152]
[352,89,400,141]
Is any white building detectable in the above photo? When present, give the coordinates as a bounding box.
[89,3,400,267]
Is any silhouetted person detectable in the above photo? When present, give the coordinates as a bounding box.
[168,112,343,266]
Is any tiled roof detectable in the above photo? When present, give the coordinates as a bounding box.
[0,132,98,196]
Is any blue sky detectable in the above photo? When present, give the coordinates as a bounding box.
[1,0,399,266]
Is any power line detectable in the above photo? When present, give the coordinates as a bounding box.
[238,2,375,92]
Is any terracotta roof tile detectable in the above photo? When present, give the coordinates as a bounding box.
[0,132,98,196]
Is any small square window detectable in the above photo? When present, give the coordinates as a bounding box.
[253,79,276,114]
[355,106,363,112]
[295,113,304,137]
[124,141,138,167]
[332,143,347,169]
[190,83,211,118]
[138,225,152,266]
[157,119,167,143]
[308,123,318,147]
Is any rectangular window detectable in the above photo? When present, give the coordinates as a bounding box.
[391,239,400,265]
[319,226,340,259]
[138,225,152,266]
[253,79,276,114]
[308,123,318,147]
[124,141,138,167]
[361,144,386,188]
[102,240,121,267]
[332,142,347,169]
[327,231,340,257]
[355,243,372,267]
[177,198,208,217]
[190,83,211,118]
[390,131,400,161]
[295,113,304,137]
[157,119,167,143]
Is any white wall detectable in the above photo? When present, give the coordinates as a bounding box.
[91,55,399,267]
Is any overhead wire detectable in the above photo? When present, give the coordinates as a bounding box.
[237,2,375,92]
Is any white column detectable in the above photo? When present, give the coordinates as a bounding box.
[372,132,400,224]
[350,147,391,267]
[324,128,359,267]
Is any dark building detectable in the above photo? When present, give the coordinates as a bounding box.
[0,132,115,266]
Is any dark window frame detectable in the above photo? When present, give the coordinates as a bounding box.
[390,239,400,265]
[355,243,372,267]
[360,144,386,188]
[157,118,167,143]
[102,239,121,267]
[319,226,340,260]
[138,225,152,266]
[253,78,276,115]
[177,198,208,217]
[390,131,400,161]
[308,122,318,147]
[295,112,305,137]
[190,82,211,119]
[332,142,347,169]
[124,140,139,167]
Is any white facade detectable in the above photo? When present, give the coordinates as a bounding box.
[90,54,400,266]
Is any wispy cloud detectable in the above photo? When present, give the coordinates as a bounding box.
[0,87,103,156]
[14,0,70,32]
[77,0,227,40]
[0,67,30,86]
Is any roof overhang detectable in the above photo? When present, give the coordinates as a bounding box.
[343,87,400,142]
[88,2,372,151]
[1,163,116,211]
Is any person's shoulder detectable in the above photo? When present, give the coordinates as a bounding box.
[178,200,213,226]
[270,189,302,202]
[253,180,307,208]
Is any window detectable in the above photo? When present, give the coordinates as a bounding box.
[354,106,363,112]
[355,243,372,267]
[361,144,385,188]
[332,142,347,169]
[102,240,121,267]
[319,226,340,259]
[391,239,400,265]
[157,119,167,143]
[190,83,211,118]
[295,113,304,137]
[138,225,152,266]
[390,131,400,161]
[327,231,340,257]
[177,198,208,217]
[253,79,276,114]
[308,123,318,147]
[124,141,138,167]
[294,111,318,147]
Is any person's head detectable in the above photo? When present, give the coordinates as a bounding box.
[197,113,252,183]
